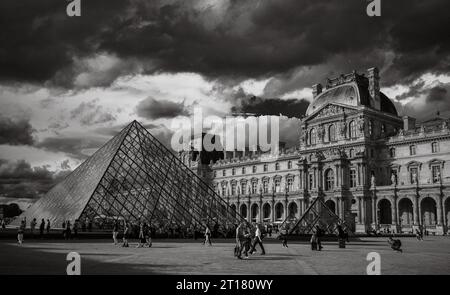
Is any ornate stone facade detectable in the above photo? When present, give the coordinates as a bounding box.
[180,68,450,235]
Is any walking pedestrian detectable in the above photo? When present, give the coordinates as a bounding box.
[204,225,212,246]
[315,225,324,251]
[73,220,79,238]
[112,220,119,245]
[415,228,423,241]
[144,223,152,247]
[30,218,37,237]
[39,218,45,239]
[65,220,72,240]
[337,225,346,248]
[46,219,51,234]
[249,224,266,255]
[137,222,145,248]
[17,219,26,245]
[122,221,129,247]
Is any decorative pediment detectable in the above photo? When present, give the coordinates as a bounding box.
[428,159,444,168]
[305,103,357,122]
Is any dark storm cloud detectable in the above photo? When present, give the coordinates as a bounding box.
[0,116,35,145]
[136,96,190,119]
[396,82,450,121]
[0,159,70,199]
[0,0,448,88]
[232,96,310,118]
[426,86,448,103]
[70,99,116,126]
[35,136,107,160]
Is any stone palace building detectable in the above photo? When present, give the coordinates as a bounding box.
[180,68,450,235]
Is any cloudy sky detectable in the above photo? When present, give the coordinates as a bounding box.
[0,0,449,207]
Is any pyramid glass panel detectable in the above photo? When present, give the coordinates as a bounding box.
[13,121,245,232]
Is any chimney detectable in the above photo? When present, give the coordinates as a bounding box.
[403,116,416,131]
[367,67,380,110]
[312,83,322,98]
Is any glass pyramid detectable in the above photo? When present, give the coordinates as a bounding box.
[280,197,351,236]
[12,121,244,231]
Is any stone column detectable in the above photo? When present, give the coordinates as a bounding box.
[335,197,340,217]
[284,198,288,220]
[259,197,263,224]
[372,195,377,225]
[357,163,361,186]
[414,195,420,225]
[340,197,345,220]
[247,197,251,223]
[357,197,362,223]
[392,196,398,226]
[437,196,443,225]
[360,197,366,225]
[271,199,275,223]
[313,167,317,189]
[296,198,302,219]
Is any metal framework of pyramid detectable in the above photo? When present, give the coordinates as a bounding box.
[279,197,351,236]
[12,121,245,231]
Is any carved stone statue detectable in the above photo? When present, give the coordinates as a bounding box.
[358,119,365,132]
[317,125,325,140]
[391,173,397,186]
[339,121,347,136]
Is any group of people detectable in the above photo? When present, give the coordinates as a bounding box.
[234,222,266,259]
[16,217,51,244]
[113,220,153,248]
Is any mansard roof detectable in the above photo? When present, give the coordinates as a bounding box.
[305,70,398,117]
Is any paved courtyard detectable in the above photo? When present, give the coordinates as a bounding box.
[0,237,449,275]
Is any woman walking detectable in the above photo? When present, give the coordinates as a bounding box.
[17,219,26,245]
[204,225,212,246]
[137,222,145,248]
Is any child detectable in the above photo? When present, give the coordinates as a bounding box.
[388,236,402,252]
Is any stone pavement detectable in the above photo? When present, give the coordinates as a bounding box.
[0,237,449,275]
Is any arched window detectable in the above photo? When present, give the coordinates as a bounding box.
[349,120,357,138]
[325,169,334,191]
[328,124,336,142]
[240,204,247,218]
[251,182,258,194]
[274,178,281,192]
[288,161,292,169]
[286,177,294,192]
[252,165,257,173]
[231,183,236,195]
[263,180,269,193]
[275,203,284,220]
[263,164,268,172]
[410,145,416,156]
[275,162,280,170]
[310,128,317,145]
[222,170,226,176]
[242,167,246,174]
[231,168,235,175]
